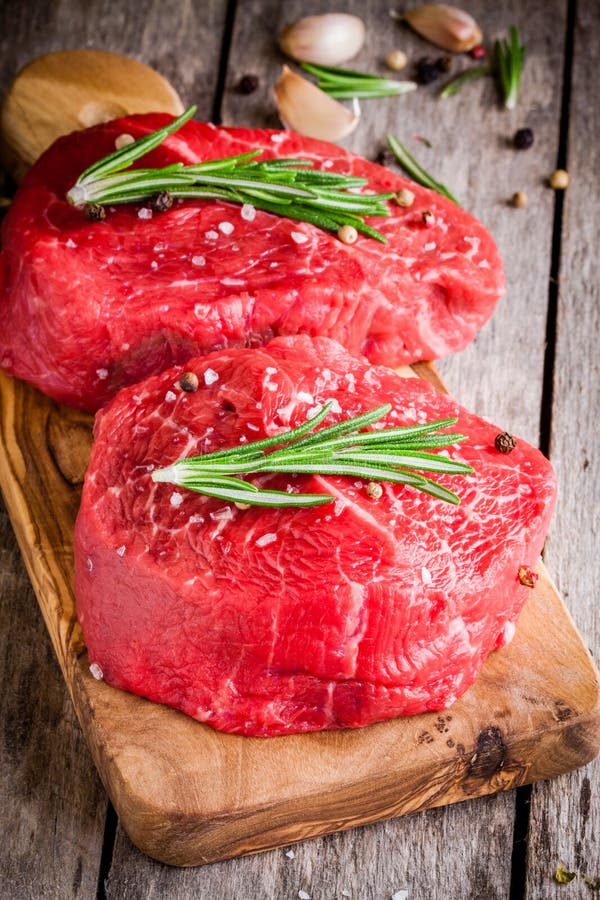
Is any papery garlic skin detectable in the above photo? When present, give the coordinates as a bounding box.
[403,4,483,53]
[279,13,366,65]
[274,66,360,142]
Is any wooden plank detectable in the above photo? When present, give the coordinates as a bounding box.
[218,0,567,897]
[105,801,517,900]
[0,502,107,899]
[0,0,228,895]
[525,1,600,895]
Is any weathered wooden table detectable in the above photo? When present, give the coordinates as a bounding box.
[0,1,598,897]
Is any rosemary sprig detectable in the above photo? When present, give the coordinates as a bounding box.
[494,26,525,110]
[386,135,460,205]
[66,105,393,242]
[301,62,417,99]
[440,65,492,99]
[151,402,473,508]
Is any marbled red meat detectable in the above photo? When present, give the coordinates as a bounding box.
[0,114,504,412]
[74,336,556,736]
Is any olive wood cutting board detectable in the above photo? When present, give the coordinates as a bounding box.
[0,50,599,868]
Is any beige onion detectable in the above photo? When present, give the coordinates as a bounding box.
[274,66,360,142]
[279,13,366,65]
[403,4,482,53]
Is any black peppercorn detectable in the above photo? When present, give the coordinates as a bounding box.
[375,148,395,167]
[149,191,174,213]
[416,58,439,85]
[179,371,199,392]
[495,432,516,453]
[237,74,259,94]
[513,128,534,150]
[436,56,453,73]
[84,203,106,222]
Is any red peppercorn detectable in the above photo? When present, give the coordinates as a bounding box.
[470,45,487,60]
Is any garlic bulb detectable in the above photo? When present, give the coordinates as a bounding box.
[403,5,482,53]
[274,66,360,142]
[279,13,366,66]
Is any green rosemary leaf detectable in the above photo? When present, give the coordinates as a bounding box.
[301,62,417,99]
[290,404,392,449]
[77,106,197,184]
[440,65,492,98]
[152,403,470,508]
[182,483,334,507]
[301,62,376,82]
[386,135,461,206]
[66,106,392,242]
[324,86,416,100]
[494,25,525,110]
[185,403,335,462]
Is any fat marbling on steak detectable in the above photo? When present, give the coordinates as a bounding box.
[0,114,504,412]
[74,336,556,736]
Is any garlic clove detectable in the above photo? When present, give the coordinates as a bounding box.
[274,66,360,142]
[279,13,366,66]
[403,4,482,53]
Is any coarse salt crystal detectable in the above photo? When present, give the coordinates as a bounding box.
[206,230,219,240]
[138,208,152,220]
[89,663,104,680]
[96,368,108,380]
[424,241,436,251]
[153,242,168,252]
[247,423,259,431]
[265,367,277,375]
[116,545,126,557]
[334,498,347,516]
[391,892,408,900]
[221,277,245,286]
[271,133,286,143]
[218,221,234,235]
[150,260,158,270]
[291,231,308,244]
[421,566,433,585]
[298,892,310,900]
[194,304,203,318]
[66,238,77,248]
[323,160,334,168]
[170,492,184,508]
[192,255,206,266]
[256,532,277,548]
[204,368,219,385]
[86,558,94,572]
[342,892,351,898]
[296,391,314,403]
[210,507,233,522]
[326,397,342,414]
[285,849,295,859]
[241,204,256,222]
[165,390,176,402]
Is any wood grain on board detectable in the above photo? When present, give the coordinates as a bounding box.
[0,50,184,181]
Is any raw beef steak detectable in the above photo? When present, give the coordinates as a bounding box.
[0,114,504,412]
[74,335,556,736]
